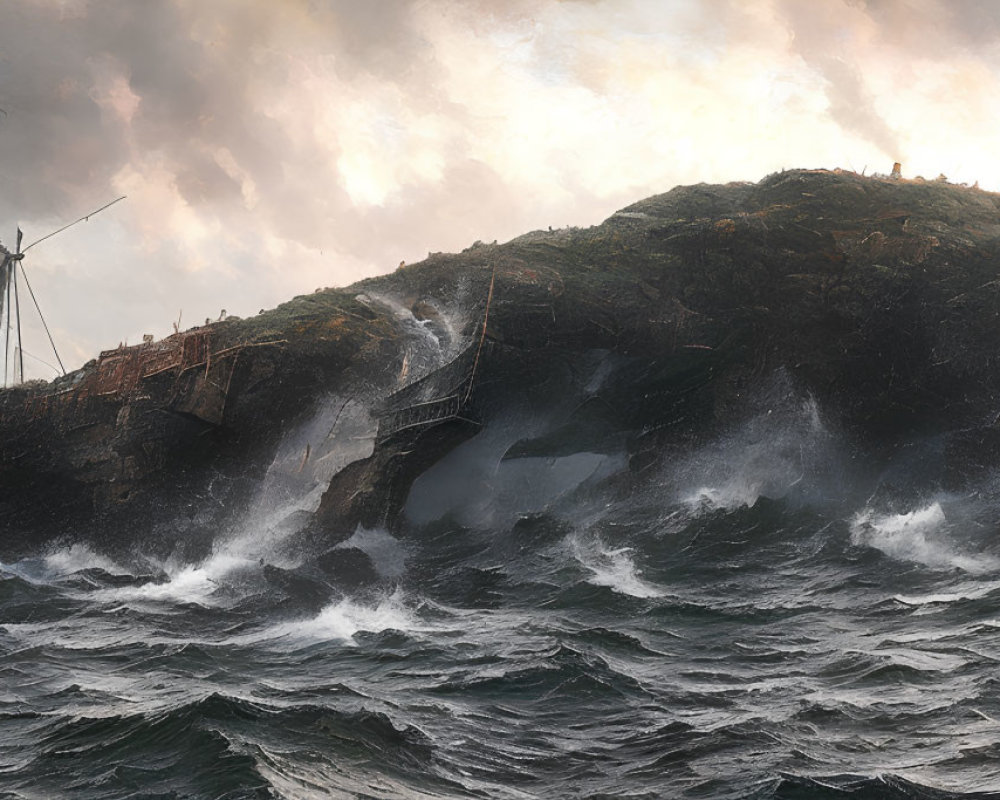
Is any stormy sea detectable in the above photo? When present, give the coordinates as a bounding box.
[4,303,1000,799]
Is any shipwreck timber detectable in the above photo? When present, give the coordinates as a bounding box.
[13,329,286,427]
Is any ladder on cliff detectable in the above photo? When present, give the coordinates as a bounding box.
[375,266,496,443]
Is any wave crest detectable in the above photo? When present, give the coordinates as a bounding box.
[850,502,997,573]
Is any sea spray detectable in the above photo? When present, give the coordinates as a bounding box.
[336,527,409,580]
[850,502,998,573]
[568,532,665,598]
[357,291,472,390]
[250,587,424,645]
[243,395,377,525]
[42,544,130,577]
[38,300,471,611]
[94,551,259,606]
[669,386,841,514]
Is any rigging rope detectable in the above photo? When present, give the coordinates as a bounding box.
[22,196,126,254]
[19,264,66,375]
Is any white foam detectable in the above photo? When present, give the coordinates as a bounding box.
[2,617,157,651]
[363,293,470,384]
[0,545,132,587]
[73,393,391,608]
[43,543,128,577]
[869,646,968,673]
[236,394,377,545]
[851,502,997,574]
[893,579,1000,606]
[570,534,665,598]
[672,394,828,515]
[118,394,383,608]
[256,588,423,644]
[97,552,256,605]
[682,483,763,513]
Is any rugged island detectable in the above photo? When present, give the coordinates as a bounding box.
[3,168,1000,562]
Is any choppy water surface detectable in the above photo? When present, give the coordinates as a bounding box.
[4,395,1000,799]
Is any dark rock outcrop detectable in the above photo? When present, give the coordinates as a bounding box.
[4,168,1000,556]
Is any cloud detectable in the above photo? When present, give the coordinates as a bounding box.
[0,0,998,378]
[773,0,901,158]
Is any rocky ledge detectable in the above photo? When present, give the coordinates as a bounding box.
[4,168,1000,558]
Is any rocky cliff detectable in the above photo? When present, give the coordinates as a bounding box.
[4,168,1000,559]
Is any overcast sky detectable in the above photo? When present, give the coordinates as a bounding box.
[1,0,999,379]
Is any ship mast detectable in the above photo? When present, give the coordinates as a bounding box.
[0,230,26,385]
[2,195,126,387]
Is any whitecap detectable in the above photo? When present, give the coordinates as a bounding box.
[42,543,129,577]
[252,588,424,644]
[682,483,763,513]
[872,646,968,673]
[569,534,664,598]
[671,391,832,515]
[96,552,257,606]
[850,502,996,573]
[892,579,1000,606]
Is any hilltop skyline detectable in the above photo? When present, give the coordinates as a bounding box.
[2,0,999,379]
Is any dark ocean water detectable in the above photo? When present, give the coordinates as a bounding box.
[5,384,1000,799]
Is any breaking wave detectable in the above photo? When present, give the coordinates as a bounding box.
[5,380,1000,797]
[851,502,999,573]
[569,533,665,598]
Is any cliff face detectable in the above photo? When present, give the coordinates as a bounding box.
[4,168,1000,557]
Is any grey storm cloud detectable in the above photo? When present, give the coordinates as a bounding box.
[0,0,992,218]
[0,0,965,251]
[776,0,1000,158]
[0,1,433,240]
[774,0,902,158]
[0,0,997,378]
[860,0,1000,52]
[0,0,553,374]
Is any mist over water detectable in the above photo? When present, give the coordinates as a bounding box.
[4,372,1000,798]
